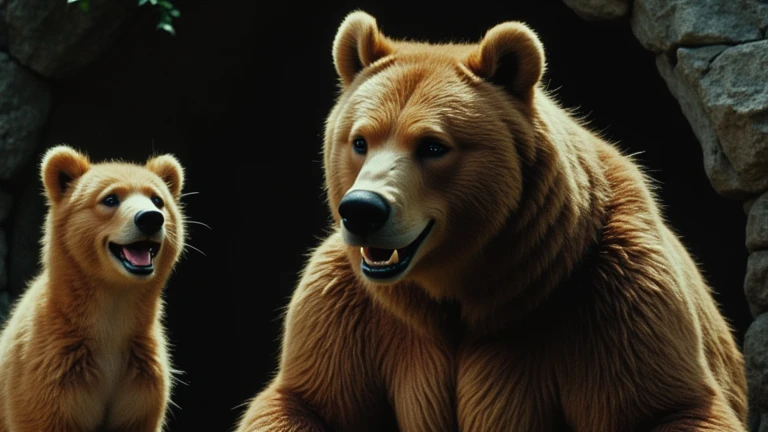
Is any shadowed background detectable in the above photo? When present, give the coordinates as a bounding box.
[0,1,752,430]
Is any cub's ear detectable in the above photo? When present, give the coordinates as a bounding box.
[41,145,90,204]
[464,21,545,103]
[332,10,393,87]
[146,154,184,200]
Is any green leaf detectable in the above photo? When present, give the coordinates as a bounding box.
[138,0,150,5]
[158,1,174,9]
[149,0,158,4]
[157,22,175,35]
[67,0,81,3]
[169,8,180,17]
[79,0,90,12]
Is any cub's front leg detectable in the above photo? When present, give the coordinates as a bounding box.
[4,341,104,432]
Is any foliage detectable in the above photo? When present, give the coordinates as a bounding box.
[66,0,181,36]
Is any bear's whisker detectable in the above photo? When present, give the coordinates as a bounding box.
[184,220,212,230]
[183,244,206,257]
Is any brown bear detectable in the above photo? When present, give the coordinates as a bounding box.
[0,145,186,431]
[237,11,748,432]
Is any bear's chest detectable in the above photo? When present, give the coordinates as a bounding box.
[387,333,566,432]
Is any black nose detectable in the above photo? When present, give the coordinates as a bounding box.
[338,190,391,237]
[134,210,165,235]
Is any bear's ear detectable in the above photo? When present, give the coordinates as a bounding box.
[332,10,393,87]
[464,21,545,103]
[41,145,90,204]
[146,154,185,200]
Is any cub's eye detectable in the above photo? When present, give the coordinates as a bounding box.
[352,137,367,155]
[102,194,120,207]
[417,140,450,159]
[151,195,164,209]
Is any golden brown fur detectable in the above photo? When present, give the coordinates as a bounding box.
[237,11,747,432]
[0,146,186,431]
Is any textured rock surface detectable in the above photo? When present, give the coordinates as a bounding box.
[6,0,135,77]
[746,314,768,415]
[655,43,768,197]
[747,252,768,317]
[631,0,765,53]
[655,50,749,198]
[686,41,768,189]
[562,0,630,20]
[748,192,768,253]
[0,52,51,180]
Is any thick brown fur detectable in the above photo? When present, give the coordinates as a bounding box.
[237,11,748,432]
[0,145,186,431]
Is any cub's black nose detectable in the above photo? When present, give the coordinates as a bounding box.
[134,210,165,235]
[338,190,390,236]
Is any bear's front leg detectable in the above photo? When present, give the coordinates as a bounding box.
[235,236,390,432]
[236,382,331,432]
[647,396,746,432]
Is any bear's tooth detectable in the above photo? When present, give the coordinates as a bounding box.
[360,247,373,265]
[385,249,399,265]
[361,247,399,267]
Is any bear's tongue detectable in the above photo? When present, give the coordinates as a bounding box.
[123,246,151,266]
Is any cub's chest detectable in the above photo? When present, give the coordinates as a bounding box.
[94,347,129,398]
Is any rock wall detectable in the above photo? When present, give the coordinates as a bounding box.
[562,1,768,430]
[0,0,138,317]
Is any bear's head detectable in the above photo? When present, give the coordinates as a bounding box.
[324,11,546,298]
[40,145,186,287]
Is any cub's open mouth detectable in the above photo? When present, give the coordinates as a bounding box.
[360,220,434,281]
[109,241,161,276]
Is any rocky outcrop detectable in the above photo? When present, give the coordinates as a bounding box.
[562,0,630,20]
[630,0,766,53]
[5,0,136,78]
[0,51,50,323]
[0,52,50,180]
[0,0,137,324]
[656,44,768,198]
[747,314,768,429]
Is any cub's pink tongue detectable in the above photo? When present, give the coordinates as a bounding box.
[122,247,151,266]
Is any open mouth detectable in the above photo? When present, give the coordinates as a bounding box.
[360,220,434,281]
[109,241,161,276]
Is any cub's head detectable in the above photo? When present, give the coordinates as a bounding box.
[324,11,546,293]
[40,145,186,286]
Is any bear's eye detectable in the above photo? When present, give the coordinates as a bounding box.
[352,137,367,155]
[102,194,120,207]
[151,195,164,209]
[417,140,450,159]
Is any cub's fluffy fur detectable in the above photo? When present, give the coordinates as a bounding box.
[0,145,186,431]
